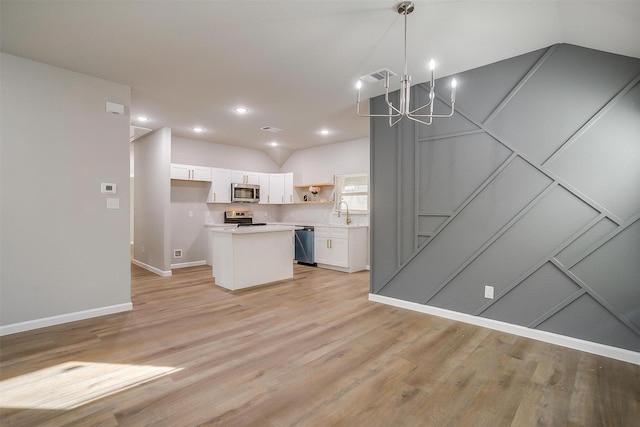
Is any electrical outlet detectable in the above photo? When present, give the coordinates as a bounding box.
[188,211,193,217]
[173,249,183,258]
[484,285,494,299]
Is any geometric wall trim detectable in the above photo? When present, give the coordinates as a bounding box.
[371,44,640,352]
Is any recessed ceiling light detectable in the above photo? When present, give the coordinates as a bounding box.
[193,127,203,132]
[320,129,330,135]
[234,107,248,114]
[135,116,149,122]
[269,141,278,147]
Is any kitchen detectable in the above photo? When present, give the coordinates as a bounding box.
[133,130,370,281]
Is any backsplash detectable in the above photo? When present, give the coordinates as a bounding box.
[205,203,369,226]
[280,204,369,226]
[205,203,280,224]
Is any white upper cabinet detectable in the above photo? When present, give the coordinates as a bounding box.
[171,164,211,182]
[208,168,231,203]
[231,170,259,185]
[283,172,294,204]
[268,173,285,204]
[262,172,295,204]
[259,173,270,204]
[171,163,293,205]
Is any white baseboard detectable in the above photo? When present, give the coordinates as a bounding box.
[132,259,172,276]
[0,303,133,336]
[170,260,207,269]
[369,294,640,366]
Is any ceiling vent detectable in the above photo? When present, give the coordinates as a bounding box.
[260,126,282,133]
[360,68,397,83]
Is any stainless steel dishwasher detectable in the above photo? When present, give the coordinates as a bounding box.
[294,226,316,266]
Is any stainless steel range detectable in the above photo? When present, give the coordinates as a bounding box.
[224,210,266,227]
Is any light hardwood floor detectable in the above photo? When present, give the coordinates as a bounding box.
[1,264,638,426]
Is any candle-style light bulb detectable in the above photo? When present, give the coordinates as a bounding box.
[451,78,457,103]
[356,80,362,90]
[429,58,435,87]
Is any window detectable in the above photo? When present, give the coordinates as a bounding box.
[334,173,368,213]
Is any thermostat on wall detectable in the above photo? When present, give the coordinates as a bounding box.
[101,183,117,194]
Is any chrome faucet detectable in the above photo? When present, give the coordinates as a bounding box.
[337,201,351,225]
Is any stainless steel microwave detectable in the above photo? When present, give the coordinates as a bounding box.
[231,183,260,203]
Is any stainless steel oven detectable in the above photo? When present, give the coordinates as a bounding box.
[224,210,266,226]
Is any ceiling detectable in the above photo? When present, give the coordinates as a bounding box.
[2,1,639,165]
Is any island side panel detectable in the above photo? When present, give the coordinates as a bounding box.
[212,229,294,290]
[234,230,294,289]
[212,232,235,288]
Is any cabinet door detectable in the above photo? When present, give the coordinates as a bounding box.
[191,166,212,182]
[209,168,231,203]
[231,170,246,184]
[283,172,294,204]
[330,237,349,267]
[314,236,332,265]
[246,172,260,185]
[170,164,191,180]
[269,174,285,204]
[259,173,270,204]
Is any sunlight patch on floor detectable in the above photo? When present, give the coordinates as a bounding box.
[0,361,181,410]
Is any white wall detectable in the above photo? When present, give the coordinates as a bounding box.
[0,53,132,332]
[172,136,280,172]
[280,137,370,183]
[133,128,172,275]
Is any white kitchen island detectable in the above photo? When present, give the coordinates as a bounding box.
[211,225,297,290]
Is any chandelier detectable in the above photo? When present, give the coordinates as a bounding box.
[356,1,457,126]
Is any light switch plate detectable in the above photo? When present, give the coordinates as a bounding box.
[106,198,120,209]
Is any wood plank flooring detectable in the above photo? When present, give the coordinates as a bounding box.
[1,264,638,426]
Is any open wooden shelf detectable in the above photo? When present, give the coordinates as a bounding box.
[294,183,334,188]
[293,201,333,205]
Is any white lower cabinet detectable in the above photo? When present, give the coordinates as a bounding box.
[314,226,367,273]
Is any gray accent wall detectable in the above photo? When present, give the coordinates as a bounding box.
[1,53,131,327]
[370,44,640,352]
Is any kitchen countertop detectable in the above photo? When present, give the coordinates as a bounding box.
[269,222,368,229]
[205,222,368,229]
[209,225,299,234]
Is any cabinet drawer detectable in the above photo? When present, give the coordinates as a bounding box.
[330,227,349,238]
[315,227,330,237]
